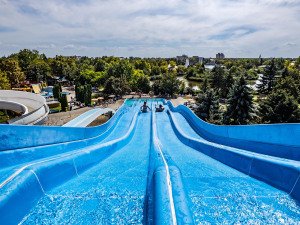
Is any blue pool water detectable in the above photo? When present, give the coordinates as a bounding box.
[0,98,299,224]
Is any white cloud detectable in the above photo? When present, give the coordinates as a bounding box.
[63,44,76,49]
[36,43,56,49]
[284,42,297,47]
[0,0,299,57]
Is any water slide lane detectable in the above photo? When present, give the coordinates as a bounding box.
[169,104,300,161]
[171,112,207,140]
[150,102,194,224]
[0,99,138,151]
[19,109,151,224]
[168,104,300,200]
[155,105,300,224]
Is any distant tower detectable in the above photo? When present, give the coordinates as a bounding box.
[216,53,225,59]
[259,54,263,65]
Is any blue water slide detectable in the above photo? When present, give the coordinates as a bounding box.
[157,101,300,223]
[0,98,299,224]
[0,109,135,185]
[167,101,300,161]
[63,108,115,127]
[0,101,133,151]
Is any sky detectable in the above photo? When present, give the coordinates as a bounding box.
[0,0,299,58]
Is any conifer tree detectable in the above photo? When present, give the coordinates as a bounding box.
[60,93,68,112]
[53,84,61,99]
[84,84,92,106]
[257,58,277,94]
[220,73,234,98]
[195,89,221,124]
[259,89,300,123]
[281,66,289,78]
[201,77,209,93]
[274,76,300,102]
[224,76,254,124]
[211,66,225,92]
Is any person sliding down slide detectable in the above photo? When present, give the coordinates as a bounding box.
[155,104,164,112]
[140,101,151,113]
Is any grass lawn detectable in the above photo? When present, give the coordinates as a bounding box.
[49,105,62,113]
[0,111,10,123]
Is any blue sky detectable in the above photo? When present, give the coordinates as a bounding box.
[0,0,299,57]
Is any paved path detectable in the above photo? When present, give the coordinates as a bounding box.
[44,99,124,126]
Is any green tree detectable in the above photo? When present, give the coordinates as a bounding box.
[246,69,258,80]
[0,70,10,89]
[275,76,300,102]
[75,84,92,105]
[195,63,205,74]
[130,70,144,91]
[160,72,181,97]
[281,67,289,78]
[224,76,254,125]
[75,85,85,103]
[274,58,285,71]
[151,80,162,95]
[150,65,161,76]
[0,58,25,87]
[220,73,234,98]
[176,65,187,76]
[106,60,134,81]
[27,59,51,82]
[258,58,277,94]
[53,84,61,99]
[84,84,92,106]
[160,65,168,74]
[179,82,186,94]
[134,59,151,75]
[130,70,150,93]
[103,77,116,96]
[17,49,39,73]
[201,77,210,93]
[186,67,197,79]
[295,56,300,68]
[169,60,176,68]
[136,75,150,93]
[259,90,300,123]
[60,94,68,112]
[195,89,221,124]
[103,76,130,97]
[94,58,107,72]
[50,56,77,81]
[80,69,105,87]
[228,66,243,77]
[211,66,225,92]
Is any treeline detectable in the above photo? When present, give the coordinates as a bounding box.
[0,49,182,97]
[0,49,300,124]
